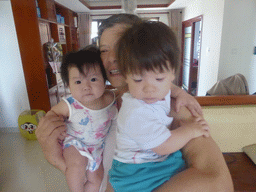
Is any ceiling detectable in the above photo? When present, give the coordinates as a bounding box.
[54,0,191,13]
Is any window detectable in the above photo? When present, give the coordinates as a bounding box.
[142,17,159,22]
[91,20,102,46]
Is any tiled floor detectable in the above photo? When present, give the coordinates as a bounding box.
[0,128,114,192]
[0,132,69,192]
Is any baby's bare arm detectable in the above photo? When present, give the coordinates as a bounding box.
[152,117,210,155]
[46,100,69,118]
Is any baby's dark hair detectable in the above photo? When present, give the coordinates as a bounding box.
[98,13,142,41]
[60,45,107,86]
[117,21,180,77]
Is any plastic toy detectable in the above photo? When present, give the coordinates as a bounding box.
[18,110,46,140]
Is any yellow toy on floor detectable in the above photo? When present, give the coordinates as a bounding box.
[18,110,46,140]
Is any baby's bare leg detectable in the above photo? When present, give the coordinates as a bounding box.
[63,146,87,192]
[84,162,104,192]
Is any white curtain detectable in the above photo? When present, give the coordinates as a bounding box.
[78,13,92,49]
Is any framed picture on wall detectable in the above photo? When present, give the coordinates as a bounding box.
[57,25,66,44]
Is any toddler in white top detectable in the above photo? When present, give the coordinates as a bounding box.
[45,46,117,192]
[109,21,210,192]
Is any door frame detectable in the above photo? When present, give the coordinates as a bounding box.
[179,15,203,96]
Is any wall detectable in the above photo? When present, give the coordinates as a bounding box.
[91,12,169,25]
[203,105,256,152]
[183,0,256,96]
[0,0,30,131]
[138,13,169,25]
[183,0,225,96]
[218,0,256,94]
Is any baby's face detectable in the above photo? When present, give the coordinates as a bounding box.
[68,65,105,106]
[125,68,175,104]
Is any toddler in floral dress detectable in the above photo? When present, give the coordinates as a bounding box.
[45,45,117,192]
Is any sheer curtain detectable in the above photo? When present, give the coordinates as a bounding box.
[78,13,92,49]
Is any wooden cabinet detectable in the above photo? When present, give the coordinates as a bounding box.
[37,0,57,22]
[48,85,58,107]
[11,0,79,111]
[37,0,78,107]
[49,73,71,107]
[37,1,79,58]
[49,82,70,107]
[57,82,71,101]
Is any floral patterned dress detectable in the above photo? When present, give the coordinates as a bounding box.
[63,93,118,171]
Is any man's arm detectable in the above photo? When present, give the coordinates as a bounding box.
[35,101,69,173]
[154,101,234,192]
[155,137,234,192]
[171,83,203,116]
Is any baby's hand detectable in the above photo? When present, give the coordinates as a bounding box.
[180,117,210,138]
[58,129,67,143]
[57,115,68,143]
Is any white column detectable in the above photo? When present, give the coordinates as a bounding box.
[122,0,137,14]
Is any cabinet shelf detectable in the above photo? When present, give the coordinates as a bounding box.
[38,17,69,27]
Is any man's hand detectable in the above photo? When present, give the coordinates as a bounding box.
[175,89,202,116]
[171,84,202,116]
[35,114,67,173]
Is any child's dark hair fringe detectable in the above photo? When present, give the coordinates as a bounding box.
[60,45,107,86]
[117,21,180,77]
